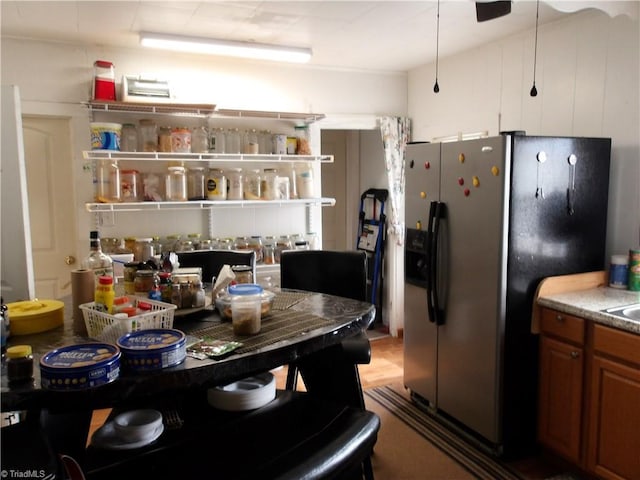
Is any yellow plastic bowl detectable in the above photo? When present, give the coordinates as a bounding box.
[7,299,64,335]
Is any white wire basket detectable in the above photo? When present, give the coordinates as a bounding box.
[80,297,177,344]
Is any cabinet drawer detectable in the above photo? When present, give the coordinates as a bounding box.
[593,323,640,366]
[540,308,585,345]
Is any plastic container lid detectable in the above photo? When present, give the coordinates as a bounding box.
[7,345,32,358]
[611,255,628,265]
[228,284,263,296]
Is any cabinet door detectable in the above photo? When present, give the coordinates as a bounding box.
[538,335,584,463]
[587,355,640,480]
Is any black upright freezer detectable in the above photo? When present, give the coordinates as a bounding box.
[403,134,611,457]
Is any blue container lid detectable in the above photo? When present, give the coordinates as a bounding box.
[117,328,185,352]
[40,343,120,371]
[228,284,263,296]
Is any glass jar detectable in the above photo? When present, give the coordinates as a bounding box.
[123,261,139,294]
[276,175,290,200]
[187,233,201,250]
[227,168,243,200]
[209,127,226,153]
[207,168,227,200]
[226,128,241,154]
[158,272,172,303]
[6,345,34,384]
[248,236,264,264]
[171,127,191,153]
[134,270,157,296]
[120,169,142,202]
[231,265,254,285]
[120,123,138,152]
[262,240,276,265]
[143,172,163,201]
[191,126,209,154]
[135,237,154,262]
[294,125,312,154]
[158,126,172,153]
[187,167,207,200]
[259,130,272,154]
[139,119,158,152]
[93,60,115,101]
[176,239,194,252]
[94,159,121,203]
[234,236,250,250]
[243,129,259,154]
[165,166,188,201]
[261,168,278,200]
[199,239,214,250]
[244,169,261,200]
[275,235,293,263]
[163,235,180,253]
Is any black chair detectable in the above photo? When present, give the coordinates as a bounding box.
[176,249,256,285]
[280,249,375,480]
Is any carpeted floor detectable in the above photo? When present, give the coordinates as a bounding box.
[364,384,584,480]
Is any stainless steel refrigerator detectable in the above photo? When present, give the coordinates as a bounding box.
[403,134,611,457]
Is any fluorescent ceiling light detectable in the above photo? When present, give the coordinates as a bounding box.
[140,32,312,64]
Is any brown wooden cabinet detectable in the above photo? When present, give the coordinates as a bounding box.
[538,309,585,464]
[586,324,640,480]
[538,308,640,480]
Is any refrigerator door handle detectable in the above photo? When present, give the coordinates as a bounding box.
[426,201,437,323]
[432,202,445,325]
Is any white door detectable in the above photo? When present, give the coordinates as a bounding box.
[22,116,77,299]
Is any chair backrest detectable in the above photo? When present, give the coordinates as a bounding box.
[280,250,367,301]
[177,249,256,284]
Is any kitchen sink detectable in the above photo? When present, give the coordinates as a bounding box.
[604,303,640,321]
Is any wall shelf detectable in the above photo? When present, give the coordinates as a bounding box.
[85,198,336,213]
[83,150,333,164]
[85,100,326,124]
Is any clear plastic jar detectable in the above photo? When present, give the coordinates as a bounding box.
[229,283,263,335]
[120,169,142,202]
[296,164,315,198]
[259,130,272,154]
[171,127,191,153]
[165,166,188,201]
[187,167,207,200]
[244,169,261,200]
[227,168,243,200]
[135,237,154,262]
[158,126,172,153]
[231,265,254,285]
[207,168,227,200]
[226,128,241,154]
[139,119,158,152]
[261,168,279,200]
[94,159,121,202]
[191,126,209,154]
[120,123,138,152]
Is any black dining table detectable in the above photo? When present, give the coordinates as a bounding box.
[1,288,376,477]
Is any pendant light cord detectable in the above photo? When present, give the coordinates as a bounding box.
[433,0,440,93]
[530,0,540,96]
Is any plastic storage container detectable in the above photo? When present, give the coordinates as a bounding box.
[187,167,207,200]
[609,255,628,289]
[120,169,142,202]
[93,60,116,101]
[139,119,158,152]
[229,283,263,335]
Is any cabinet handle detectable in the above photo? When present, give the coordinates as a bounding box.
[555,314,564,322]
[570,351,580,359]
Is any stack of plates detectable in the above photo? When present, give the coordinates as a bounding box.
[207,372,276,411]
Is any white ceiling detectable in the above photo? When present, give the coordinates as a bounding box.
[0,1,634,73]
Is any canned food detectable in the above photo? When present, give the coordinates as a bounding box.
[40,343,120,390]
[628,249,640,291]
[117,329,186,372]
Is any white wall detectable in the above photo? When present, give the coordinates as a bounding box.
[408,8,640,260]
[0,37,406,254]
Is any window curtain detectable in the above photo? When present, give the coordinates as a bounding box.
[379,116,410,246]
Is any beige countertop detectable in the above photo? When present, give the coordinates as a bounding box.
[537,286,640,335]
